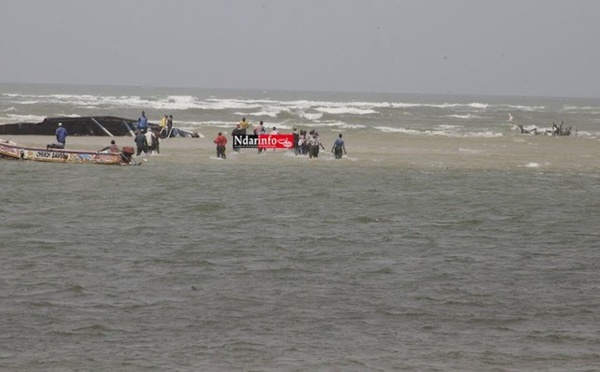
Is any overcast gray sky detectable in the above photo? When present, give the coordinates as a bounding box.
[2,0,599,97]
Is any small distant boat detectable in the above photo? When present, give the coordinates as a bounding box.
[0,138,137,165]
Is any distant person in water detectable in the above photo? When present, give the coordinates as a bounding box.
[145,128,154,152]
[332,133,347,159]
[239,117,249,134]
[160,114,168,138]
[298,130,308,155]
[137,111,148,133]
[231,124,244,153]
[150,128,160,154]
[308,130,325,159]
[292,127,300,155]
[254,121,267,153]
[55,122,68,147]
[167,115,174,137]
[214,131,227,159]
[134,130,149,156]
[269,126,279,151]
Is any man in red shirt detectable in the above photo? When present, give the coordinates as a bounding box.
[214,132,227,159]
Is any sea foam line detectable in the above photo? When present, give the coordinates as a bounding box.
[373,126,503,138]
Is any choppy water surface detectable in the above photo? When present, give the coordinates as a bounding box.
[2,84,600,370]
[2,159,599,371]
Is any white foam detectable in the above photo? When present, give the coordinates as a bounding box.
[575,130,599,138]
[313,121,366,129]
[391,102,489,110]
[315,107,377,115]
[374,126,418,134]
[247,110,279,118]
[3,93,553,119]
[469,103,489,109]
[5,114,47,122]
[562,105,597,112]
[303,113,323,120]
[374,126,503,138]
[496,104,545,111]
[184,120,234,128]
[461,131,503,138]
[437,124,460,130]
[446,114,480,119]
[3,93,210,111]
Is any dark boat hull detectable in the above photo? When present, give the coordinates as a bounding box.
[0,116,199,138]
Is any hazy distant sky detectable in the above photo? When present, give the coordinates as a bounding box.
[2,0,600,97]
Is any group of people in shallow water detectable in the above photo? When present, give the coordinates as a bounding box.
[131,111,177,156]
[213,117,347,160]
[92,114,348,161]
[135,111,175,138]
[133,127,161,156]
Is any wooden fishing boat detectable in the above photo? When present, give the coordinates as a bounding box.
[0,138,136,165]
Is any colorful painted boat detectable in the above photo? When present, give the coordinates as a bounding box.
[0,138,136,165]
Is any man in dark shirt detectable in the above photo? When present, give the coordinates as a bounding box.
[134,130,149,156]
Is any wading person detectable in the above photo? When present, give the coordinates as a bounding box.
[214,131,227,159]
[231,125,242,153]
[151,128,160,154]
[55,122,68,148]
[307,130,325,159]
[167,114,174,137]
[254,121,266,153]
[137,111,148,133]
[239,117,249,134]
[135,130,149,156]
[160,114,168,138]
[308,132,323,159]
[331,133,347,159]
[292,127,300,155]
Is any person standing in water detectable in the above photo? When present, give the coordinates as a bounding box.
[159,114,168,138]
[331,133,347,159]
[214,131,227,159]
[308,132,323,159]
[231,124,243,153]
[254,121,267,154]
[239,117,250,134]
[55,122,68,147]
[167,115,174,137]
[151,128,160,154]
[137,111,148,133]
[134,130,149,156]
[292,127,300,155]
[308,130,325,159]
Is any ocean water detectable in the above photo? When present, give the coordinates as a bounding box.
[3,83,600,139]
[1,84,600,371]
